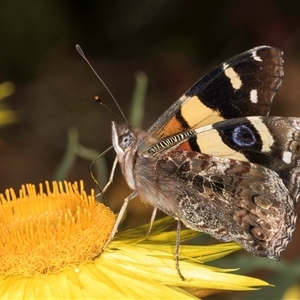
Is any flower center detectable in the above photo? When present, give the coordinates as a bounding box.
[0,181,115,276]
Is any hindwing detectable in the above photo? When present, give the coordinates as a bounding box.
[154,150,296,259]
[148,116,300,204]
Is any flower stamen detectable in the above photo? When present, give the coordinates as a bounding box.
[0,181,115,276]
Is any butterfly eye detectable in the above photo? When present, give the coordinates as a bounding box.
[119,133,133,150]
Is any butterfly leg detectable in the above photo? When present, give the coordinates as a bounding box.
[94,156,118,197]
[147,210,185,280]
[175,220,185,281]
[95,190,138,258]
[146,208,157,237]
[100,156,118,195]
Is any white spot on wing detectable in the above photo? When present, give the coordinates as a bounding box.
[283,151,292,164]
[252,50,262,61]
[223,64,242,90]
[250,89,258,103]
[222,62,229,70]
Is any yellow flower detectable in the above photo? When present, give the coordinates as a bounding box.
[0,81,19,127]
[0,181,270,299]
[282,284,300,300]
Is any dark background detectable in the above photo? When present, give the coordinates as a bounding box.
[0,1,300,299]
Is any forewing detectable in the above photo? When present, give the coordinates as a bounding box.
[149,46,284,139]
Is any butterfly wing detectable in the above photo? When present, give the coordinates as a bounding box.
[154,149,296,259]
[149,46,284,139]
[148,116,300,204]
[170,116,300,203]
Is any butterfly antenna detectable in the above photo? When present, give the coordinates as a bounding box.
[75,44,128,124]
[94,96,126,122]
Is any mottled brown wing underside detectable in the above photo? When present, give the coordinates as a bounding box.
[155,150,296,259]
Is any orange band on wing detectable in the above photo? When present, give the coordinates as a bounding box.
[176,141,193,151]
[159,116,186,138]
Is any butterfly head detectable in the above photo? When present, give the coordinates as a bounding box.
[111,121,135,154]
[111,121,138,190]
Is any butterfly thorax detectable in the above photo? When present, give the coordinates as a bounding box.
[112,121,182,217]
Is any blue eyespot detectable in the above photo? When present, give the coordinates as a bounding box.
[232,125,256,147]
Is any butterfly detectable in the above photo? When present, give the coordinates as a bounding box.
[98,46,299,277]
